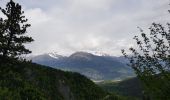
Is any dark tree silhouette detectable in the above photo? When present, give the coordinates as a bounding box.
[0,0,33,58]
[122,23,170,99]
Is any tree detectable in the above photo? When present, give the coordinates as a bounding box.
[0,0,34,58]
[122,23,170,99]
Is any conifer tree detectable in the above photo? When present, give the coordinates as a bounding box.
[0,0,34,58]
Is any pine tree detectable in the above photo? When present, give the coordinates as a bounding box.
[0,0,34,58]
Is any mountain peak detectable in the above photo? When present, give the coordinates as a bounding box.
[87,51,111,56]
[48,52,63,59]
[69,51,94,60]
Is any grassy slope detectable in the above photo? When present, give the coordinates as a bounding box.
[0,59,108,100]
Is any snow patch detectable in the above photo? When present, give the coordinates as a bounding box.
[48,52,61,59]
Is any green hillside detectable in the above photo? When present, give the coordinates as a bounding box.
[0,58,137,100]
[98,78,143,100]
[0,58,108,100]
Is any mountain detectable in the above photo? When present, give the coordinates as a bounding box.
[30,51,135,81]
[0,58,108,100]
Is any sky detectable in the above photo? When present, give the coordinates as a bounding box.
[0,0,170,56]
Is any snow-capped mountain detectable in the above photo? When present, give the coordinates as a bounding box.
[30,51,135,81]
[86,51,111,56]
[48,52,64,59]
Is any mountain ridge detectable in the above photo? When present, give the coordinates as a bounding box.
[29,51,135,81]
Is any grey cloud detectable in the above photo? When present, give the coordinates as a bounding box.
[0,0,170,56]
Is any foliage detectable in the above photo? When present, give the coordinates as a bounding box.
[122,23,170,100]
[0,58,111,100]
[98,77,143,99]
[102,93,140,100]
[0,0,33,58]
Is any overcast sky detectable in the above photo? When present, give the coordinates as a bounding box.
[0,0,170,56]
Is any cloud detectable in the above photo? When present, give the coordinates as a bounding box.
[0,0,170,56]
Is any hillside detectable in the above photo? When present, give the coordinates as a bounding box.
[98,77,143,99]
[0,58,109,100]
[30,52,134,80]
